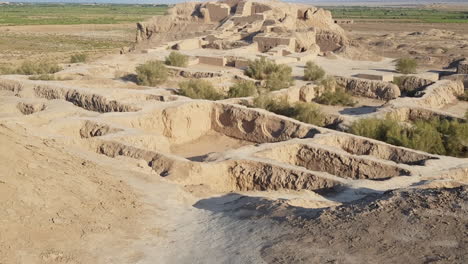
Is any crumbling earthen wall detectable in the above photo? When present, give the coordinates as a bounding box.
[457,60,468,74]
[211,103,322,143]
[253,35,295,52]
[397,76,435,93]
[203,2,231,23]
[335,76,401,100]
[354,73,393,82]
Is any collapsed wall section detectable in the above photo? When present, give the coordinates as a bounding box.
[211,103,322,143]
[335,76,401,100]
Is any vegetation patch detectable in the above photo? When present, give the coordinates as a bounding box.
[245,57,294,91]
[178,79,224,100]
[165,51,189,67]
[395,58,418,74]
[326,6,468,24]
[70,54,88,63]
[28,74,72,81]
[304,61,325,81]
[251,95,325,126]
[0,3,168,26]
[349,117,468,157]
[315,86,356,107]
[1,60,62,75]
[135,60,168,86]
[227,80,258,98]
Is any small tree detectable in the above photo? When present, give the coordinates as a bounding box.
[396,58,417,74]
[165,51,188,67]
[227,80,257,98]
[304,61,325,81]
[178,79,224,100]
[135,60,168,86]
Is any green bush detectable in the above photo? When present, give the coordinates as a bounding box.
[178,79,224,100]
[29,74,55,80]
[315,87,356,106]
[165,51,188,67]
[304,61,325,81]
[0,65,14,75]
[15,60,61,75]
[70,53,87,63]
[349,117,468,157]
[293,102,326,126]
[395,58,417,74]
[28,74,72,81]
[227,80,258,98]
[252,95,325,126]
[245,57,294,91]
[135,60,168,86]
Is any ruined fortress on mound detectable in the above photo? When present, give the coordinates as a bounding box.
[133,0,349,65]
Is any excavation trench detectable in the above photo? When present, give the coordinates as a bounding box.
[255,143,412,180]
[313,134,438,165]
[34,85,140,113]
[90,139,343,193]
[101,101,323,158]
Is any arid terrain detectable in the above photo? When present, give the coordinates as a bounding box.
[1,1,467,263]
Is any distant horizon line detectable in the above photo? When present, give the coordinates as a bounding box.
[2,0,467,3]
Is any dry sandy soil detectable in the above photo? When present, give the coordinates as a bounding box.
[1,1,467,263]
[342,22,468,68]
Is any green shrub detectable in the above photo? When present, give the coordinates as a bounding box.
[393,76,404,87]
[29,74,55,80]
[70,53,87,63]
[178,79,224,100]
[227,80,258,98]
[458,90,468,101]
[135,60,168,86]
[245,57,294,91]
[304,61,325,81]
[165,51,188,67]
[0,65,15,75]
[315,87,356,106]
[251,95,325,126]
[349,117,468,157]
[265,65,294,91]
[395,58,417,74]
[16,60,61,75]
[293,102,326,126]
[28,74,72,81]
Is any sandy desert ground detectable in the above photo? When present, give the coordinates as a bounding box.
[1,1,467,263]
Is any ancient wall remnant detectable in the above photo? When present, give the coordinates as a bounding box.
[354,73,393,82]
[457,60,468,74]
[335,76,401,100]
[203,2,231,23]
[253,35,296,52]
[198,56,227,67]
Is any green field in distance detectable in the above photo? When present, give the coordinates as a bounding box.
[0,3,169,25]
[325,6,468,23]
